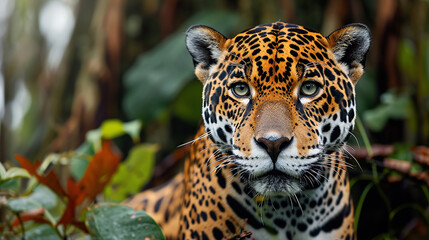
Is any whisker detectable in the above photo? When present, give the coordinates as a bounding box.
[293,193,303,213]
[322,156,355,168]
[347,131,360,148]
[177,131,212,148]
[198,145,219,154]
[340,147,362,172]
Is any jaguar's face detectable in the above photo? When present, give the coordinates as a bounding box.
[186,22,370,196]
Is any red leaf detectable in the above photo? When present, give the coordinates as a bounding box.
[57,141,119,233]
[76,140,121,204]
[57,179,80,226]
[56,179,88,233]
[15,155,67,197]
[11,208,51,228]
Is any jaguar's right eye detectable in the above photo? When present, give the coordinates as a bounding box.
[231,82,250,98]
[299,81,321,98]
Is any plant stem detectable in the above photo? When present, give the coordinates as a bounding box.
[16,213,25,240]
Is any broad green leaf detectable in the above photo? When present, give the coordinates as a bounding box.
[24,224,61,240]
[8,185,58,212]
[104,144,159,201]
[86,204,165,240]
[123,11,243,122]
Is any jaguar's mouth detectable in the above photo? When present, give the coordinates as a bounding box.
[254,169,298,181]
[249,165,326,196]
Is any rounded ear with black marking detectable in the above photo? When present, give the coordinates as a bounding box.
[326,24,371,84]
[186,25,227,83]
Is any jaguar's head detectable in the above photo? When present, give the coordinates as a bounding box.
[186,22,370,196]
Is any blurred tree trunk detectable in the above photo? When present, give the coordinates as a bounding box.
[321,0,348,35]
[51,0,124,152]
[1,0,46,161]
[373,0,400,90]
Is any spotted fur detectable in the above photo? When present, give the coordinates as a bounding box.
[125,21,370,240]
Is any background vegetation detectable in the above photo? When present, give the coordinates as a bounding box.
[0,0,428,239]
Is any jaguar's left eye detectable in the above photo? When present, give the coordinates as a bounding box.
[231,82,250,98]
[300,81,321,97]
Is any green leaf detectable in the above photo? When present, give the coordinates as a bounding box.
[4,167,32,180]
[363,91,413,131]
[122,120,143,143]
[362,107,390,132]
[86,204,165,240]
[86,120,143,151]
[0,162,6,179]
[0,164,31,184]
[101,119,125,139]
[70,156,89,181]
[123,11,243,122]
[0,178,20,192]
[75,141,95,155]
[24,224,61,240]
[86,129,102,152]
[8,185,58,212]
[104,144,159,201]
[71,142,94,181]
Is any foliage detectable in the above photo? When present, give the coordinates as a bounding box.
[104,143,159,202]
[350,124,429,239]
[363,91,414,132]
[0,120,162,239]
[87,204,164,240]
[123,10,243,123]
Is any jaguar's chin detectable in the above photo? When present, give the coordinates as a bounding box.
[251,170,303,196]
[249,166,326,196]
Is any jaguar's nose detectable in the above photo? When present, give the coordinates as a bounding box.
[255,136,293,163]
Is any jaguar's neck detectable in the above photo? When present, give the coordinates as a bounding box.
[180,126,355,239]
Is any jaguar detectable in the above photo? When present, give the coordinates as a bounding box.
[125,21,370,240]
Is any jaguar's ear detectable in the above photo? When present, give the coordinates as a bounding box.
[326,24,371,85]
[186,25,227,83]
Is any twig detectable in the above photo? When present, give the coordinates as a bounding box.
[15,213,25,240]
